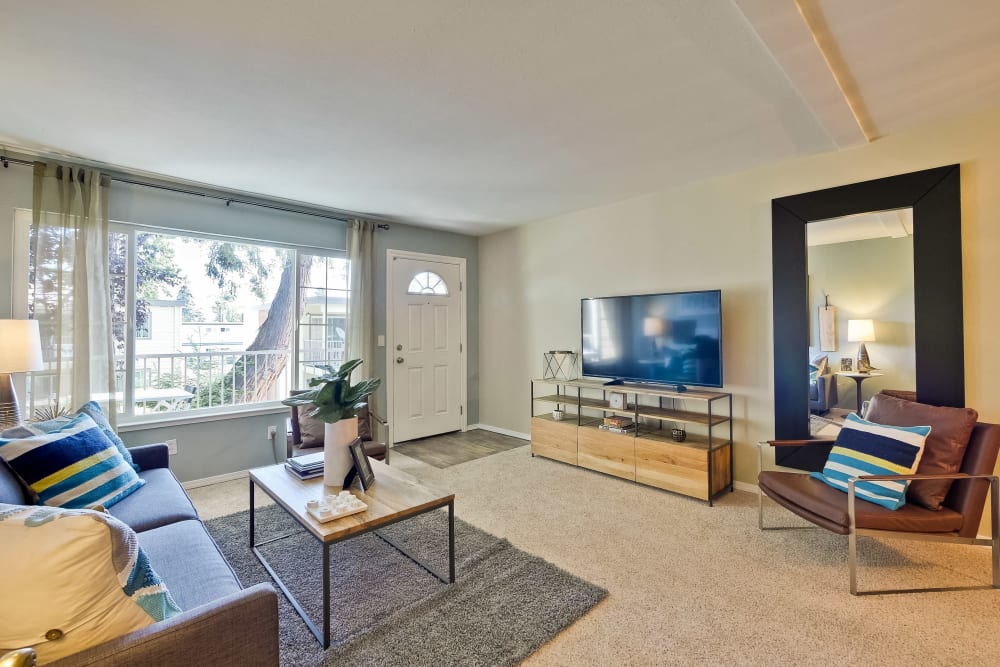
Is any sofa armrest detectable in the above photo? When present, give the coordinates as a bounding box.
[48,583,278,667]
[128,443,170,471]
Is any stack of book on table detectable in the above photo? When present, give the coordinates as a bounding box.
[599,415,635,434]
[285,451,324,480]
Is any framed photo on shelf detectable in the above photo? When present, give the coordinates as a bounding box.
[609,392,626,410]
[348,439,376,491]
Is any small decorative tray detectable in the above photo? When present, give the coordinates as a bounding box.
[305,491,368,523]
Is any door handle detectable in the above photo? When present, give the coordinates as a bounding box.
[396,357,405,364]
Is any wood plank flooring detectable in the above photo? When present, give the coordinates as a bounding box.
[393,429,527,468]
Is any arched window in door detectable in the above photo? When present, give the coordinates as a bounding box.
[407,271,449,296]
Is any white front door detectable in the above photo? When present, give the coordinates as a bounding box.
[389,253,464,443]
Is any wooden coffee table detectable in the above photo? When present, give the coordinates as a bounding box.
[248,458,455,648]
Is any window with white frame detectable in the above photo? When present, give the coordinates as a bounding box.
[298,254,349,385]
[23,216,348,420]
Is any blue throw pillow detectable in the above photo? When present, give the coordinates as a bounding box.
[810,413,931,510]
[0,413,145,509]
[32,401,138,472]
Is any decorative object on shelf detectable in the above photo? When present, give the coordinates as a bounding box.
[608,391,626,410]
[847,319,877,372]
[0,319,44,429]
[542,350,578,381]
[671,427,687,442]
[552,408,564,421]
[282,359,381,488]
[840,357,853,372]
[818,295,837,352]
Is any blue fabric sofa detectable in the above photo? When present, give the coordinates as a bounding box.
[0,442,278,666]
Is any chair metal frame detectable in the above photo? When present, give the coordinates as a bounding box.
[758,441,1000,595]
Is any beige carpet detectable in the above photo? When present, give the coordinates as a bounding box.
[189,445,1000,666]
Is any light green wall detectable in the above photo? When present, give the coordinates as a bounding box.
[0,166,478,482]
[808,236,916,409]
[373,224,480,424]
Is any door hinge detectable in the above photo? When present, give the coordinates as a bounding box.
[460,342,463,353]
[460,281,463,291]
[460,405,464,415]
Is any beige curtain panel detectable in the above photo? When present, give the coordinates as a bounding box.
[345,219,375,380]
[31,162,118,424]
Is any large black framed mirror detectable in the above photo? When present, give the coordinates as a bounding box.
[771,165,963,470]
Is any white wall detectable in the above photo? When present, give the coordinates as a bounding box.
[478,108,1000,489]
[808,236,915,409]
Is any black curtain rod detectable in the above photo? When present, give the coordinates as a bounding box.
[0,155,390,229]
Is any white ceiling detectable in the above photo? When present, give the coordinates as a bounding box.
[2,1,999,234]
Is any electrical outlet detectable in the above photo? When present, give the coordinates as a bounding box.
[165,439,178,456]
[267,425,277,440]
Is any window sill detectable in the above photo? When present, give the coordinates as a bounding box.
[117,403,288,432]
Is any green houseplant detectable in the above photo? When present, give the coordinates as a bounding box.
[282,359,382,486]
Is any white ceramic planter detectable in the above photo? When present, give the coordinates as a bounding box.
[323,416,359,487]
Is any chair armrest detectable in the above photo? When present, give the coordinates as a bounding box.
[49,583,278,667]
[852,472,999,483]
[766,439,836,447]
[368,409,388,427]
[128,443,170,470]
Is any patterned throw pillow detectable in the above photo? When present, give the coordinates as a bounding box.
[0,503,180,662]
[810,413,931,510]
[32,401,138,472]
[0,413,145,509]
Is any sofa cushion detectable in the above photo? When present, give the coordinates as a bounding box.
[759,471,964,534]
[866,392,978,510]
[31,401,139,472]
[107,468,199,532]
[809,413,930,510]
[0,503,181,663]
[137,519,242,611]
[0,413,145,509]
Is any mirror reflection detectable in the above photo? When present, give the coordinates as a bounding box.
[806,208,916,430]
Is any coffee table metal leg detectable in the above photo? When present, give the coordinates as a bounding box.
[249,479,255,547]
[323,542,331,649]
[449,500,455,583]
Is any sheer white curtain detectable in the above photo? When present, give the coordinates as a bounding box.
[344,219,375,383]
[31,162,118,424]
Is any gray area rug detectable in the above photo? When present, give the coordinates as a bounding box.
[206,505,607,666]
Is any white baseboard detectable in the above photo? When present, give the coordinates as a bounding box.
[468,423,531,440]
[733,480,758,494]
[182,470,248,490]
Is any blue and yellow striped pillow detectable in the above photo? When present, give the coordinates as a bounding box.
[0,413,145,509]
[810,413,931,510]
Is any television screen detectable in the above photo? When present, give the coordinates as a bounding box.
[581,290,723,388]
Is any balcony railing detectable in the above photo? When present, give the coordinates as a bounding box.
[129,349,291,414]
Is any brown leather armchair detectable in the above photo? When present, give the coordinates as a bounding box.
[758,412,1000,595]
[287,393,390,463]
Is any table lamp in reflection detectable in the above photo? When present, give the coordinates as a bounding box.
[0,320,44,429]
[847,319,877,373]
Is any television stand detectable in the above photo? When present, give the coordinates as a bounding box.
[529,378,733,505]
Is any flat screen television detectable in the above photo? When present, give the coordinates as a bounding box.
[581,289,723,388]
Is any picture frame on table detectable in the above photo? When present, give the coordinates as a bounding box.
[348,438,376,491]
[840,357,853,372]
